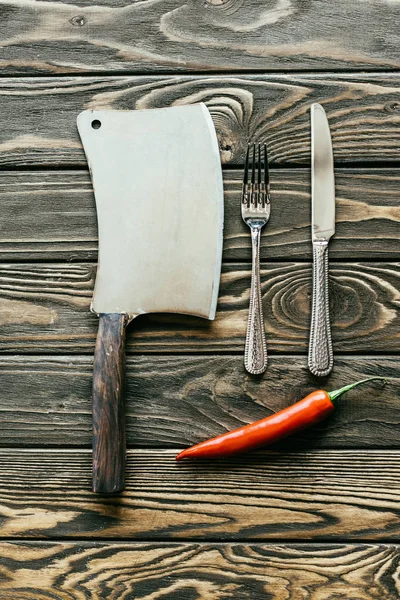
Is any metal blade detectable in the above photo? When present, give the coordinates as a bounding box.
[77,104,223,321]
[311,103,335,242]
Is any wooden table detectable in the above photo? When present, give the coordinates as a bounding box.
[0,1,399,598]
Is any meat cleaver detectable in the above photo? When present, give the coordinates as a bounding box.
[77,104,224,493]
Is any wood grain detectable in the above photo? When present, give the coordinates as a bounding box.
[0,355,396,448]
[0,75,399,167]
[0,0,399,74]
[0,542,399,599]
[0,262,397,353]
[0,448,400,540]
[0,0,398,585]
[0,169,398,261]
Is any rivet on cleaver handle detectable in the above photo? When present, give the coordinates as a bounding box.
[77,104,224,493]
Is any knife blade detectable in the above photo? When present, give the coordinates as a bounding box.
[308,103,335,377]
[311,103,335,242]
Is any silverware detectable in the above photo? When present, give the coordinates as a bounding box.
[308,103,335,377]
[241,143,270,375]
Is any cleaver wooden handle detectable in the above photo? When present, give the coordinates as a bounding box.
[92,313,129,493]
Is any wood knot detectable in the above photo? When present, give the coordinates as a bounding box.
[204,0,231,6]
[203,0,242,12]
[218,138,234,163]
[385,102,400,114]
[70,15,86,27]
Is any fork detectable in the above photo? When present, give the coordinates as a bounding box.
[241,143,271,375]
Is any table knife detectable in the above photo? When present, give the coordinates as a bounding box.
[308,103,335,377]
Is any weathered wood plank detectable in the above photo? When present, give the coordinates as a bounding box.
[0,169,399,261]
[0,449,400,540]
[0,355,395,448]
[0,75,399,167]
[0,542,399,599]
[1,0,399,74]
[0,262,397,353]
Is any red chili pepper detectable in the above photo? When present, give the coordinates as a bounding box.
[176,377,385,461]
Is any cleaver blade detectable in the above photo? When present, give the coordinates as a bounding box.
[77,104,224,493]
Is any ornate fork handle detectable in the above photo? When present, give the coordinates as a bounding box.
[308,240,333,377]
[244,225,268,375]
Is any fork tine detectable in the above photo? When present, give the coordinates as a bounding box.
[263,144,270,194]
[250,144,256,206]
[242,145,250,206]
[255,144,263,207]
[256,144,263,207]
[251,144,256,186]
[243,145,250,186]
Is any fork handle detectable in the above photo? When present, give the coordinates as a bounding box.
[244,226,268,375]
[308,240,333,377]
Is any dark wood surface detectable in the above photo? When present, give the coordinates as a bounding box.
[0,169,398,261]
[1,543,399,600]
[1,448,400,540]
[0,0,399,73]
[0,262,397,353]
[0,0,399,597]
[0,356,396,448]
[0,75,399,167]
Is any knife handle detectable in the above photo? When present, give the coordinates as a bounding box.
[308,240,333,377]
[92,313,129,493]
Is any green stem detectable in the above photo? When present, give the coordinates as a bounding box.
[328,377,386,404]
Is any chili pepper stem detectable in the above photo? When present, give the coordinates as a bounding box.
[328,377,386,404]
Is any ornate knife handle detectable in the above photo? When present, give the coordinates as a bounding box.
[244,226,268,375]
[308,240,333,377]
